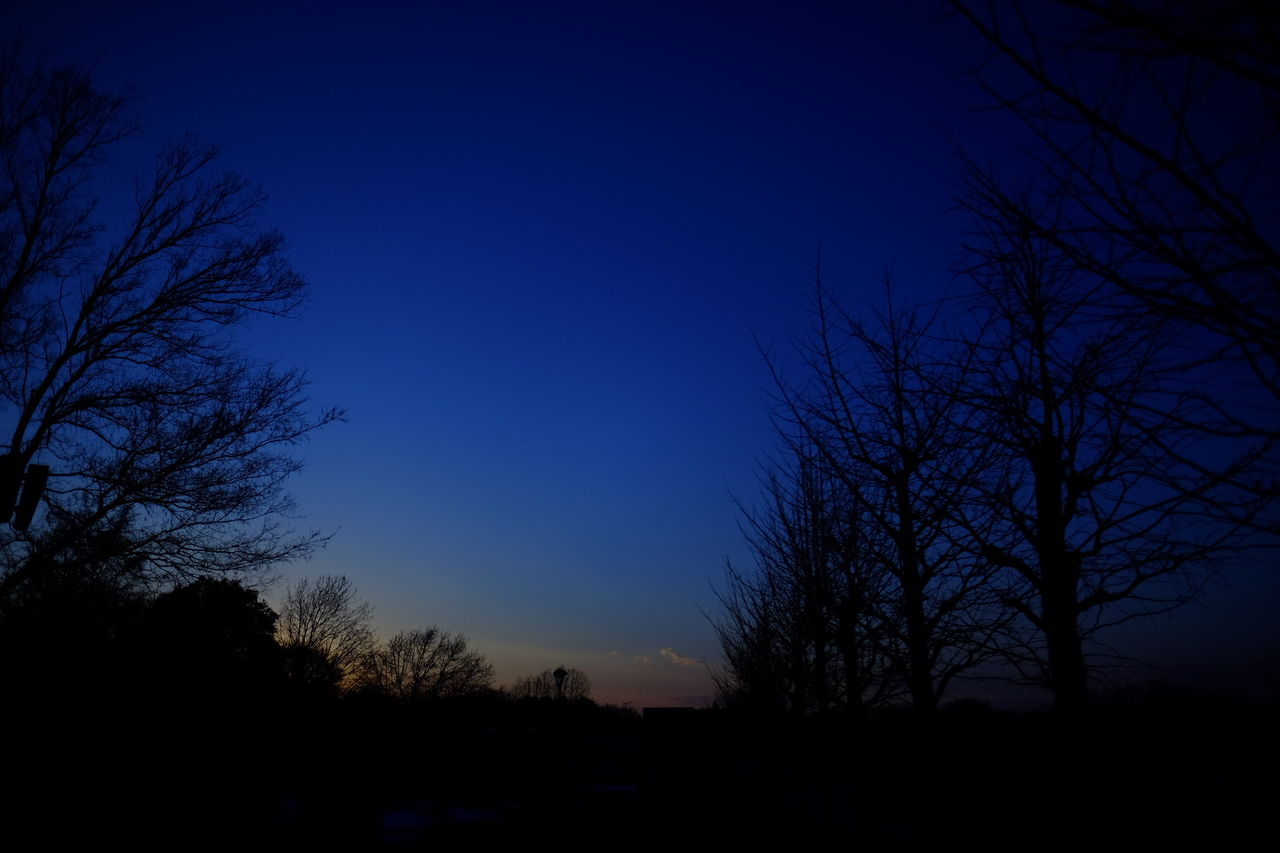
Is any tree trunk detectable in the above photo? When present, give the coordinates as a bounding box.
[1033,429,1087,713]
[1042,565,1088,714]
[896,473,937,713]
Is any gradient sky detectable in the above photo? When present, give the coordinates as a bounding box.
[11,1,1276,707]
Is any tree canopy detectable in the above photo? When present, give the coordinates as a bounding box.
[0,45,340,603]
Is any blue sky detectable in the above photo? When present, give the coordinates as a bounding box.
[12,1,1274,706]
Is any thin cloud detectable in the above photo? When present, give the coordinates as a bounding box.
[660,647,701,667]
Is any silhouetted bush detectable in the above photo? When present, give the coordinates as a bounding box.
[135,577,285,711]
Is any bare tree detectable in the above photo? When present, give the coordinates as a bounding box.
[711,553,793,714]
[276,574,374,687]
[770,274,1007,713]
[947,0,1280,456]
[955,195,1262,712]
[712,442,899,715]
[357,627,494,701]
[713,270,1012,716]
[0,46,340,602]
[510,666,592,701]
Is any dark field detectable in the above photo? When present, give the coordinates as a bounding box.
[4,696,1275,851]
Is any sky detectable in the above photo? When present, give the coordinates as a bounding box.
[10,0,1276,707]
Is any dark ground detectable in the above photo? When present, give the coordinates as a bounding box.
[2,695,1276,851]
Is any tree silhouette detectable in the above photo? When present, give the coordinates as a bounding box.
[718,274,1008,714]
[712,440,898,715]
[357,626,494,701]
[280,642,344,699]
[138,576,283,708]
[954,194,1262,712]
[276,574,374,689]
[720,231,1265,714]
[791,277,1011,712]
[947,0,1280,467]
[0,513,150,704]
[511,666,592,701]
[0,45,340,605]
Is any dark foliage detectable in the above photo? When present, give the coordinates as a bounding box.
[138,576,284,707]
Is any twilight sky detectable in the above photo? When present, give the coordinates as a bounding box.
[12,0,1276,707]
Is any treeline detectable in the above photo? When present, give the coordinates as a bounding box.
[713,250,1265,716]
[277,573,594,703]
[713,1,1279,717]
[0,562,590,714]
[0,563,627,848]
